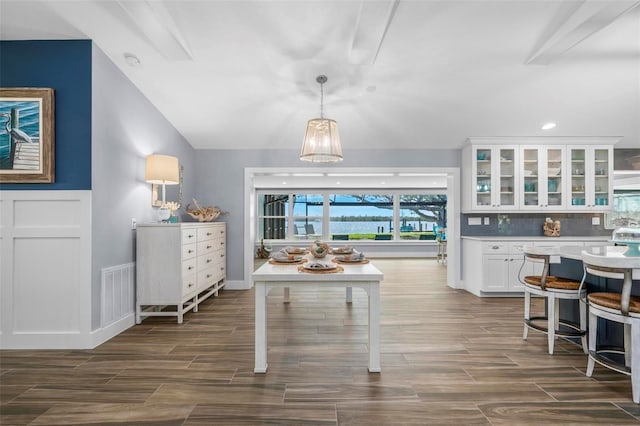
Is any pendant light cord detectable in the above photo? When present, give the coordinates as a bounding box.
[320,80,324,119]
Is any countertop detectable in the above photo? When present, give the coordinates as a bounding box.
[461,236,610,241]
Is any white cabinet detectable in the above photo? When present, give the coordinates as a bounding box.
[463,239,533,296]
[520,146,566,210]
[463,138,618,213]
[480,242,530,293]
[136,222,226,324]
[461,238,609,296]
[566,146,613,211]
[464,145,519,212]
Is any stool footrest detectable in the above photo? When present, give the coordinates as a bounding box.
[525,316,586,338]
[589,349,631,376]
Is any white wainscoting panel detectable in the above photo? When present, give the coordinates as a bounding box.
[0,190,92,349]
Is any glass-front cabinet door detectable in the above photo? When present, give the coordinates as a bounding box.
[471,146,518,210]
[520,146,565,210]
[497,147,518,209]
[568,146,612,210]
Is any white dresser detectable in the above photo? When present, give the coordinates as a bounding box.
[136,222,226,323]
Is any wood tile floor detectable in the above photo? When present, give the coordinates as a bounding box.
[2,259,639,425]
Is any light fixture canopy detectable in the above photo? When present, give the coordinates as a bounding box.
[300,75,343,163]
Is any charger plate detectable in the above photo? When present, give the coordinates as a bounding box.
[298,265,344,274]
[269,258,306,265]
[333,259,369,265]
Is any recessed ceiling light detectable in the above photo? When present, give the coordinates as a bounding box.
[541,122,556,130]
[124,53,141,67]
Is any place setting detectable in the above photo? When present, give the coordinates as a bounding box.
[268,247,307,265]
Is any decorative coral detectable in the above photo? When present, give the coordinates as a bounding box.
[185,198,227,222]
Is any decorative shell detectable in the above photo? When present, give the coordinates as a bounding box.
[185,198,227,222]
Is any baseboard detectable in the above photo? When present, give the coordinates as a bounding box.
[225,279,252,290]
[90,313,135,348]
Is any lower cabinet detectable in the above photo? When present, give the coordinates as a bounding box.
[462,238,605,296]
[136,222,226,323]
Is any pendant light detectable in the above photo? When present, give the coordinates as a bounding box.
[300,75,343,162]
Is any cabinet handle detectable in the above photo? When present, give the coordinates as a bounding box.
[504,258,508,262]
[510,258,514,261]
[220,254,225,258]
[207,232,212,236]
[188,234,194,238]
[188,249,193,254]
[206,274,212,279]
[492,246,500,250]
[206,259,212,263]
[188,283,194,287]
[206,245,212,249]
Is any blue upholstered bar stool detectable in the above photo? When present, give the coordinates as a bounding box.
[520,246,588,355]
[581,251,640,403]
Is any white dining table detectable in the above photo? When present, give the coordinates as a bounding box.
[252,256,384,373]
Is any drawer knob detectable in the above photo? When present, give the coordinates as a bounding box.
[206,274,212,278]
[188,266,193,270]
[207,259,212,263]
[188,234,194,238]
[207,232,212,236]
[188,283,193,287]
[207,245,212,249]
[188,249,193,254]
[492,245,499,249]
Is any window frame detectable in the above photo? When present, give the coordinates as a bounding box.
[256,188,446,242]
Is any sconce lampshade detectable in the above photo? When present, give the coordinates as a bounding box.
[145,154,179,185]
[300,118,343,163]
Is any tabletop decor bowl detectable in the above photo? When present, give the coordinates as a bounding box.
[310,240,330,258]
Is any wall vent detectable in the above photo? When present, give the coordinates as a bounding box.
[100,263,135,328]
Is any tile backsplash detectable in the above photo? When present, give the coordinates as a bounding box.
[461,213,611,237]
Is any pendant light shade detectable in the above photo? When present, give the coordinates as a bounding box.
[300,75,343,163]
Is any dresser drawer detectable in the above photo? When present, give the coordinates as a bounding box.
[182,243,197,260]
[197,253,216,271]
[182,258,197,276]
[197,240,217,255]
[182,274,197,296]
[197,226,217,241]
[197,266,217,286]
[182,228,198,244]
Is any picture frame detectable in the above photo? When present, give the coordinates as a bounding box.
[0,88,55,183]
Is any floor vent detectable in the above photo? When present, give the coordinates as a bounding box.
[101,263,135,328]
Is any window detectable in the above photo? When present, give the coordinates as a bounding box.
[257,190,447,241]
[329,194,393,240]
[399,194,447,240]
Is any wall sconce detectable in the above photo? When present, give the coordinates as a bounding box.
[145,154,179,221]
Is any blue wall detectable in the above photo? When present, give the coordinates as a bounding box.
[0,40,92,190]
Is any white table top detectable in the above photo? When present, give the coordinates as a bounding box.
[252,256,384,282]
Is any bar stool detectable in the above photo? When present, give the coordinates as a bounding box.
[581,251,640,403]
[520,247,587,355]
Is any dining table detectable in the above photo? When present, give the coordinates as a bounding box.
[252,253,384,374]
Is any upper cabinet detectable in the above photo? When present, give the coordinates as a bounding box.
[471,146,518,211]
[519,146,566,211]
[462,138,618,213]
[567,146,613,211]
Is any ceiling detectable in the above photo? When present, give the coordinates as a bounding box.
[1,0,639,151]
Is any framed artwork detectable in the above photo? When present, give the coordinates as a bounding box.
[0,88,55,183]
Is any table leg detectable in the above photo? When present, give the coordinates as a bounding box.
[284,287,290,304]
[346,287,352,303]
[254,282,268,373]
[368,283,381,373]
